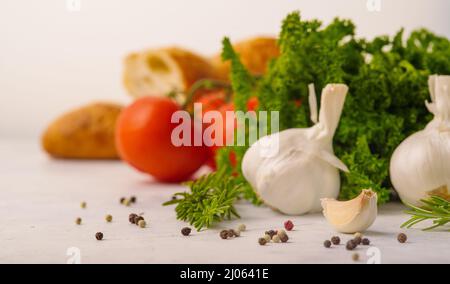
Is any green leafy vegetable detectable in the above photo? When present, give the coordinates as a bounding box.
[401,196,450,231]
[163,170,242,231]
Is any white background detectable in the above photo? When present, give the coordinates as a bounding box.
[1,0,449,139]
[1,1,449,264]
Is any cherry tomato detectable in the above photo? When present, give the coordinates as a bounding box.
[192,93,260,170]
[246,96,259,111]
[116,97,208,182]
[194,90,227,113]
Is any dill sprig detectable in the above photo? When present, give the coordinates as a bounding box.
[401,196,450,231]
[163,170,243,231]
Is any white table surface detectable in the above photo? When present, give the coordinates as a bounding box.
[1,139,449,264]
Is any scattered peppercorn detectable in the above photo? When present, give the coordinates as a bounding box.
[258,238,267,246]
[233,229,241,237]
[80,202,86,209]
[105,214,112,223]
[353,236,362,245]
[362,238,370,245]
[95,232,103,240]
[75,217,82,225]
[324,240,332,248]
[180,227,191,236]
[120,197,126,204]
[228,229,239,237]
[129,213,138,224]
[354,232,362,239]
[331,236,340,245]
[138,220,146,228]
[130,196,137,203]
[352,253,360,262]
[237,224,246,232]
[124,199,131,206]
[265,230,277,238]
[397,233,407,243]
[277,229,286,237]
[346,240,356,250]
[220,230,229,239]
[272,235,281,243]
[134,216,144,226]
[263,234,271,242]
[284,220,294,231]
[279,233,289,243]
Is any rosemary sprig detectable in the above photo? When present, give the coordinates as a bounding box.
[163,170,243,231]
[401,196,450,231]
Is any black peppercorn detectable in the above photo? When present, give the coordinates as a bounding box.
[353,236,362,245]
[362,238,370,245]
[346,240,356,250]
[397,233,407,243]
[134,216,144,226]
[95,232,103,240]
[258,237,267,246]
[129,213,138,224]
[120,197,126,204]
[265,230,277,238]
[220,230,229,239]
[323,240,332,248]
[331,236,340,245]
[181,227,191,236]
[130,196,137,203]
[279,233,289,243]
[228,229,237,238]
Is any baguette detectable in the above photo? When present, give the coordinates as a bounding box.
[42,102,123,159]
[123,47,218,99]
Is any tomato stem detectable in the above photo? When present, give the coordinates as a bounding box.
[182,78,232,110]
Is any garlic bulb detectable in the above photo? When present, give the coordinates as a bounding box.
[321,189,378,234]
[390,75,450,206]
[242,84,349,215]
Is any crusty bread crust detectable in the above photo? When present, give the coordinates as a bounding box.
[42,102,123,159]
[123,47,218,98]
[211,36,280,80]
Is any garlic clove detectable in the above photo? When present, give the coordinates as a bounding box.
[321,189,378,234]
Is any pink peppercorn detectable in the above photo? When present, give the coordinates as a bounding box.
[284,220,294,231]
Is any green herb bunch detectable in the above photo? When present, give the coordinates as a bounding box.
[163,170,242,231]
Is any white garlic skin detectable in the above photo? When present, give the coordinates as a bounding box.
[390,130,450,206]
[242,84,349,215]
[243,130,340,215]
[390,75,450,206]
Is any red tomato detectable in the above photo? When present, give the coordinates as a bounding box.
[246,96,259,111]
[192,93,260,170]
[204,102,235,169]
[116,97,209,182]
[194,90,227,113]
